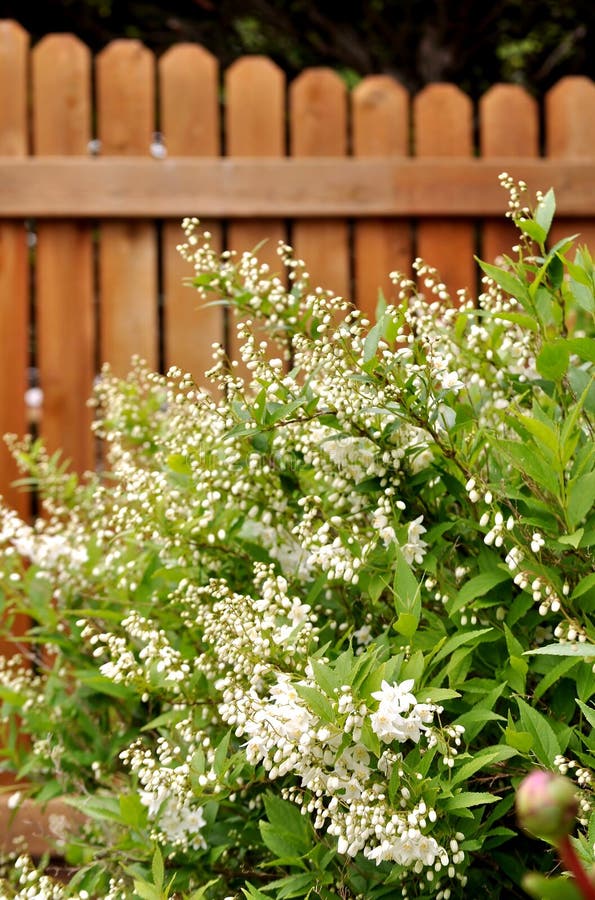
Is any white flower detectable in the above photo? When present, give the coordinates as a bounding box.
[439,370,465,393]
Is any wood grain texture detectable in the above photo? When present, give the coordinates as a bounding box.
[160,44,223,387]
[414,83,475,298]
[0,19,29,691]
[480,85,539,265]
[546,76,595,251]
[290,68,350,300]
[353,75,411,319]
[33,34,95,474]
[225,56,286,369]
[1,158,594,217]
[97,40,158,375]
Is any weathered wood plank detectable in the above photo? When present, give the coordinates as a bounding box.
[160,43,224,387]
[225,56,286,369]
[0,21,28,517]
[290,69,350,298]
[546,76,595,252]
[414,84,475,297]
[1,157,593,218]
[97,40,158,375]
[33,34,95,474]
[480,84,539,266]
[353,75,411,318]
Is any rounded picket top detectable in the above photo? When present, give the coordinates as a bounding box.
[546,76,595,158]
[413,83,473,156]
[32,34,91,155]
[97,40,156,155]
[290,68,348,156]
[0,20,29,155]
[225,56,285,156]
[479,84,538,157]
[159,43,220,156]
[352,75,409,156]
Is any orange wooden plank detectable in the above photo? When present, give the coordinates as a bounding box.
[353,75,411,319]
[546,76,595,252]
[33,34,95,474]
[479,85,539,265]
[160,43,224,388]
[97,40,158,375]
[0,21,28,517]
[414,84,475,298]
[0,19,29,719]
[225,56,286,367]
[1,157,595,218]
[290,69,350,299]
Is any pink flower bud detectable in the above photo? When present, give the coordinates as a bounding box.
[516,770,578,841]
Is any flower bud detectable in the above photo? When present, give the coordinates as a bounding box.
[516,770,578,841]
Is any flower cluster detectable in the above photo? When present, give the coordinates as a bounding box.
[0,178,593,898]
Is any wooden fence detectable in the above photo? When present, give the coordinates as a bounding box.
[1,19,595,513]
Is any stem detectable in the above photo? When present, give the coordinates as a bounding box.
[557,835,595,900]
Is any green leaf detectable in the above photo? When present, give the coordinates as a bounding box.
[566,338,595,363]
[496,439,559,496]
[430,627,493,667]
[133,881,161,900]
[516,697,561,765]
[450,570,510,617]
[505,727,534,753]
[213,731,231,776]
[264,873,319,899]
[535,188,556,237]
[557,529,584,548]
[259,822,307,864]
[518,217,547,245]
[188,880,220,899]
[477,260,531,307]
[576,699,595,731]
[522,872,583,900]
[119,793,147,829]
[567,471,595,529]
[392,545,421,623]
[310,659,339,697]
[536,341,570,382]
[363,320,382,363]
[451,745,517,787]
[534,657,578,701]
[572,572,595,600]
[263,794,310,850]
[151,846,164,891]
[394,612,419,639]
[526,643,595,659]
[443,791,499,810]
[294,683,333,722]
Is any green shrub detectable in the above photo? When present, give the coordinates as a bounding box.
[0,175,593,899]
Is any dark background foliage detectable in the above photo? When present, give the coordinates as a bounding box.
[2,0,594,96]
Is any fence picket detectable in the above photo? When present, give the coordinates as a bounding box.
[0,21,29,678]
[160,44,223,388]
[546,77,595,251]
[480,85,539,267]
[33,35,95,474]
[353,75,411,319]
[225,56,286,369]
[414,84,475,298]
[97,40,158,375]
[290,69,350,300]
[0,21,28,516]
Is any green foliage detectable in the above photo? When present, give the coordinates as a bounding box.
[0,178,593,899]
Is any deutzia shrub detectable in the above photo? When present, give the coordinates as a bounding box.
[0,180,593,899]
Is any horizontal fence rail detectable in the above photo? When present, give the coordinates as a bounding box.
[1,158,595,217]
[0,18,594,515]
